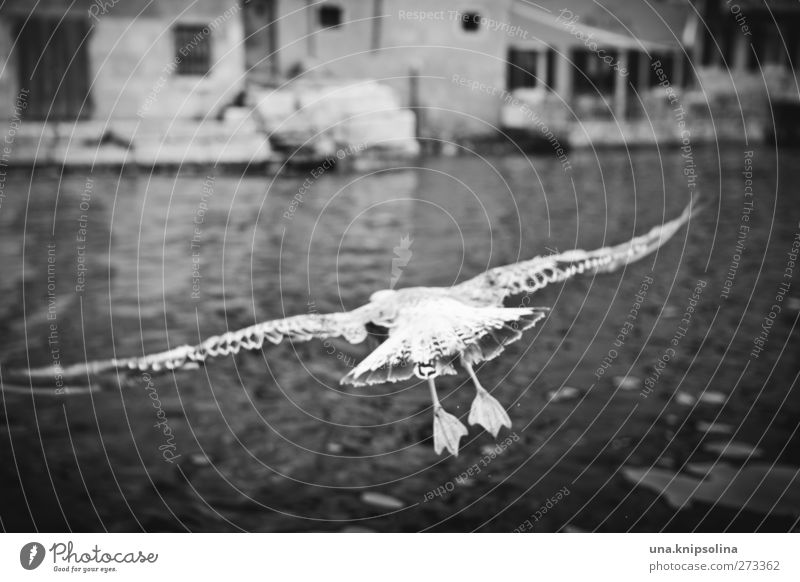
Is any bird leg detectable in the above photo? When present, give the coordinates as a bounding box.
[463,360,511,437]
[428,377,467,456]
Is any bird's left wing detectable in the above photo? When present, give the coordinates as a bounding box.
[453,199,698,304]
[3,304,376,389]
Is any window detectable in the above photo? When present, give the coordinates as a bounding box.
[319,5,343,28]
[507,49,538,90]
[573,49,617,95]
[174,24,212,76]
[461,12,481,32]
[507,48,553,91]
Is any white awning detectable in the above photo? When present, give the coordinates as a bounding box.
[509,2,686,52]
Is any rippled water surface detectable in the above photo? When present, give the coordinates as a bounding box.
[1,145,798,531]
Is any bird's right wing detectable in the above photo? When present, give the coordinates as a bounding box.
[453,198,699,304]
[3,305,376,390]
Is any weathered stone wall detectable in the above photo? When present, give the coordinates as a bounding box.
[91,13,245,121]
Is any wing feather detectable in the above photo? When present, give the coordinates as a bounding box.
[117,306,375,373]
[453,199,698,304]
[9,305,376,386]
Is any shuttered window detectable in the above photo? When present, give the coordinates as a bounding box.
[174,24,212,76]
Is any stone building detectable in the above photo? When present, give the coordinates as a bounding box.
[0,0,245,122]
[243,0,523,140]
[0,0,263,166]
[242,0,692,140]
[3,0,790,159]
[504,0,691,118]
[0,0,693,128]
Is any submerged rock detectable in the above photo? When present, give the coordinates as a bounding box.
[661,305,682,319]
[704,441,763,459]
[326,442,344,454]
[698,391,727,405]
[613,376,641,391]
[623,463,800,516]
[547,386,581,402]
[480,444,505,457]
[696,421,734,435]
[360,492,405,510]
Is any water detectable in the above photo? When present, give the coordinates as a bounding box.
[1,145,798,532]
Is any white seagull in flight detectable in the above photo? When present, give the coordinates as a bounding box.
[10,201,697,456]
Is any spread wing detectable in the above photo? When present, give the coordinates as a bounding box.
[6,305,376,389]
[453,199,698,304]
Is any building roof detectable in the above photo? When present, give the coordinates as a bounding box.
[510,0,691,51]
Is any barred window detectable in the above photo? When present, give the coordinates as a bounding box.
[319,5,342,28]
[174,24,212,76]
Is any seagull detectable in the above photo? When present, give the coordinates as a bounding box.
[7,200,698,456]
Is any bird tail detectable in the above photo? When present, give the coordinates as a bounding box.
[461,307,548,366]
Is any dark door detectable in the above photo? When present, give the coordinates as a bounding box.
[243,0,279,85]
[16,17,92,120]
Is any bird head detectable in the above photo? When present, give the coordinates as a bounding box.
[368,289,398,326]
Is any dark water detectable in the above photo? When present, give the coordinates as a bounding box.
[1,145,798,532]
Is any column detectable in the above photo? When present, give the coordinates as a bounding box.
[733,30,749,72]
[614,50,629,119]
[537,49,549,90]
[556,48,573,103]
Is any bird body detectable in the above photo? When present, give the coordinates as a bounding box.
[341,289,547,386]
